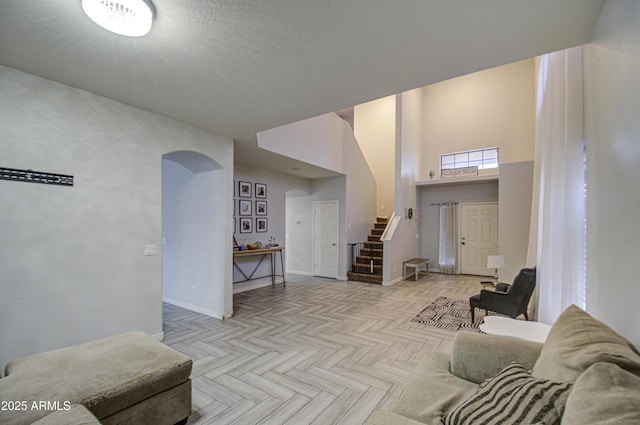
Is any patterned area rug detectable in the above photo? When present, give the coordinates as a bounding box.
[412,296,482,331]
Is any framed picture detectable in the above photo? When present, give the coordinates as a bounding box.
[239,199,252,216]
[256,217,268,233]
[239,181,252,198]
[255,200,267,216]
[255,183,267,199]
[240,217,252,233]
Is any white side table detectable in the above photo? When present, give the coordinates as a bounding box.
[479,316,551,343]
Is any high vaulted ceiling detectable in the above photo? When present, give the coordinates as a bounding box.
[0,1,603,178]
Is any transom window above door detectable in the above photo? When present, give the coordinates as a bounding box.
[441,148,499,170]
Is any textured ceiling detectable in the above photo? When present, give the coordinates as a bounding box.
[0,0,603,178]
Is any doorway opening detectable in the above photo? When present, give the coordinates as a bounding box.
[161,151,226,319]
[313,200,339,278]
[459,202,499,276]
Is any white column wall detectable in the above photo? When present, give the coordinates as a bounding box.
[0,66,233,364]
[583,0,640,348]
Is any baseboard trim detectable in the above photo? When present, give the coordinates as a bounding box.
[152,331,165,341]
[286,270,314,276]
[162,297,225,319]
[382,276,404,287]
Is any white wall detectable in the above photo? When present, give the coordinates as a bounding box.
[421,59,535,180]
[354,96,397,217]
[0,66,233,364]
[233,164,310,292]
[383,90,423,284]
[498,161,534,283]
[257,114,343,172]
[341,119,377,247]
[583,0,640,347]
[285,190,314,275]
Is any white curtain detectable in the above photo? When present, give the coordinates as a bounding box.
[527,47,587,324]
[438,203,457,274]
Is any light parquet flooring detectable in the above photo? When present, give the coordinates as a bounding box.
[163,273,486,425]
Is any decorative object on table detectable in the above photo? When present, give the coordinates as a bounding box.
[255,200,267,215]
[239,217,252,233]
[239,199,252,216]
[256,217,268,233]
[238,181,252,197]
[429,169,435,179]
[469,267,537,322]
[486,254,505,284]
[255,182,267,198]
[412,296,482,331]
[266,236,278,247]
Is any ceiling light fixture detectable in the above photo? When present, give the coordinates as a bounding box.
[81,0,155,37]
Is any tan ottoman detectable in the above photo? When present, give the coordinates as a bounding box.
[0,331,192,425]
[32,404,102,425]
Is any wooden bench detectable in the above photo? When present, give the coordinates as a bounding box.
[403,258,429,281]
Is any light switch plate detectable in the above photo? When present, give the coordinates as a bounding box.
[144,244,157,256]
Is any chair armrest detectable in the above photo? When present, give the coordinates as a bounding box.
[450,332,543,384]
[479,289,509,310]
[495,282,511,292]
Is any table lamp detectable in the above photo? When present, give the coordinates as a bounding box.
[487,255,505,284]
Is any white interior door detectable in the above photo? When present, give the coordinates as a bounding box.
[313,200,339,278]
[459,202,498,276]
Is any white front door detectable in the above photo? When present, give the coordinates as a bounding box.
[459,202,498,276]
[313,200,339,278]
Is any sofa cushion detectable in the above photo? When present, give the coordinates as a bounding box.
[443,363,572,425]
[533,305,640,382]
[0,331,192,424]
[450,332,543,384]
[561,362,640,425]
[388,351,477,424]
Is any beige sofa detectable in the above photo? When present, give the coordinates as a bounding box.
[0,331,192,425]
[368,305,640,425]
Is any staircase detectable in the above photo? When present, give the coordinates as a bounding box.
[347,217,387,284]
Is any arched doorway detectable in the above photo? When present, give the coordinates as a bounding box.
[161,151,228,318]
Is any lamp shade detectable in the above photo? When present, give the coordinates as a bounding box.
[487,255,505,269]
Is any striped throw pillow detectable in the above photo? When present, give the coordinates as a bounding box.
[443,363,572,425]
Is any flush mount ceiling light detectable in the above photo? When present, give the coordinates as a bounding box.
[82,0,155,37]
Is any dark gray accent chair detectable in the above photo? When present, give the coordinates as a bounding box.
[469,267,537,323]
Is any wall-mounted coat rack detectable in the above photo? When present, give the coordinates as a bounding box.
[0,167,74,186]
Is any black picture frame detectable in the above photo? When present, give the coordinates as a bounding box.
[255,200,267,216]
[239,181,252,198]
[239,199,252,216]
[256,218,268,233]
[255,183,267,199]
[240,217,252,233]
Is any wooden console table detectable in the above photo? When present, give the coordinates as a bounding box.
[233,246,285,286]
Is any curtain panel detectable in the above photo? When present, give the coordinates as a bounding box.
[527,47,587,323]
[438,204,457,274]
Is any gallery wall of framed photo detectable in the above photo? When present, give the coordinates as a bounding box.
[234,180,268,235]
